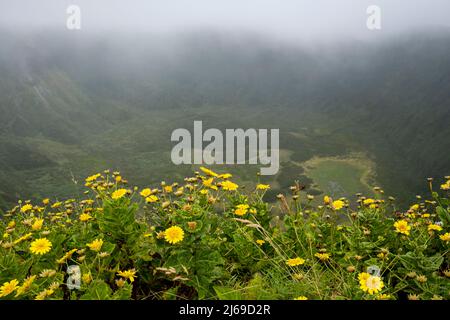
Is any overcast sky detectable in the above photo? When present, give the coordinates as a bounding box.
[1,0,450,41]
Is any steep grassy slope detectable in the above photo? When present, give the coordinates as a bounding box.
[0,30,449,208]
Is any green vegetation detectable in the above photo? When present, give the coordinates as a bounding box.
[0,31,449,210]
[1,168,449,300]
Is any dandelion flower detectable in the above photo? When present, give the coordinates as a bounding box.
[199,166,219,177]
[51,202,62,209]
[439,232,450,242]
[256,184,270,190]
[56,248,78,264]
[32,218,44,231]
[117,269,137,283]
[202,178,218,190]
[315,252,331,262]
[428,224,443,232]
[145,195,159,203]
[21,204,33,213]
[221,180,239,191]
[111,189,127,200]
[79,213,92,222]
[82,273,93,284]
[286,257,305,267]
[416,275,427,283]
[0,279,19,297]
[85,173,101,182]
[42,198,50,205]
[164,226,184,244]
[13,232,32,245]
[394,220,411,236]
[363,198,375,206]
[359,272,384,295]
[234,204,249,216]
[98,251,110,258]
[440,181,450,190]
[140,188,152,197]
[256,240,265,246]
[294,296,308,300]
[39,269,57,278]
[15,276,36,297]
[87,239,103,252]
[30,238,52,255]
[332,200,345,210]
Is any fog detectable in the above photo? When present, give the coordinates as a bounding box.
[1,0,450,42]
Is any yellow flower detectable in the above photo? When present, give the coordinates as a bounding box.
[30,238,52,255]
[42,198,50,205]
[87,239,103,252]
[199,166,219,177]
[323,196,331,205]
[51,202,62,209]
[145,195,159,203]
[314,252,331,262]
[439,232,450,242]
[115,175,122,182]
[140,188,152,197]
[200,189,209,195]
[234,204,249,216]
[111,189,127,200]
[256,240,265,245]
[79,213,93,222]
[363,198,375,205]
[410,204,419,211]
[85,173,101,182]
[428,224,443,232]
[82,273,93,284]
[440,181,450,190]
[256,184,270,190]
[286,257,305,267]
[377,294,392,300]
[221,180,239,191]
[32,218,44,231]
[13,232,32,245]
[202,178,218,190]
[219,173,232,179]
[294,296,308,300]
[359,272,384,295]
[164,185,173,193]
[15,275,36,297]
[117,269,137,283]
[164,226,184,244]
[56,248,78,264]
[332,200,345,210]
[0,279,19,297]
[39,269,57,278]
[394,220,411,236]
[156,231,165,239]
[21,204,33,213]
